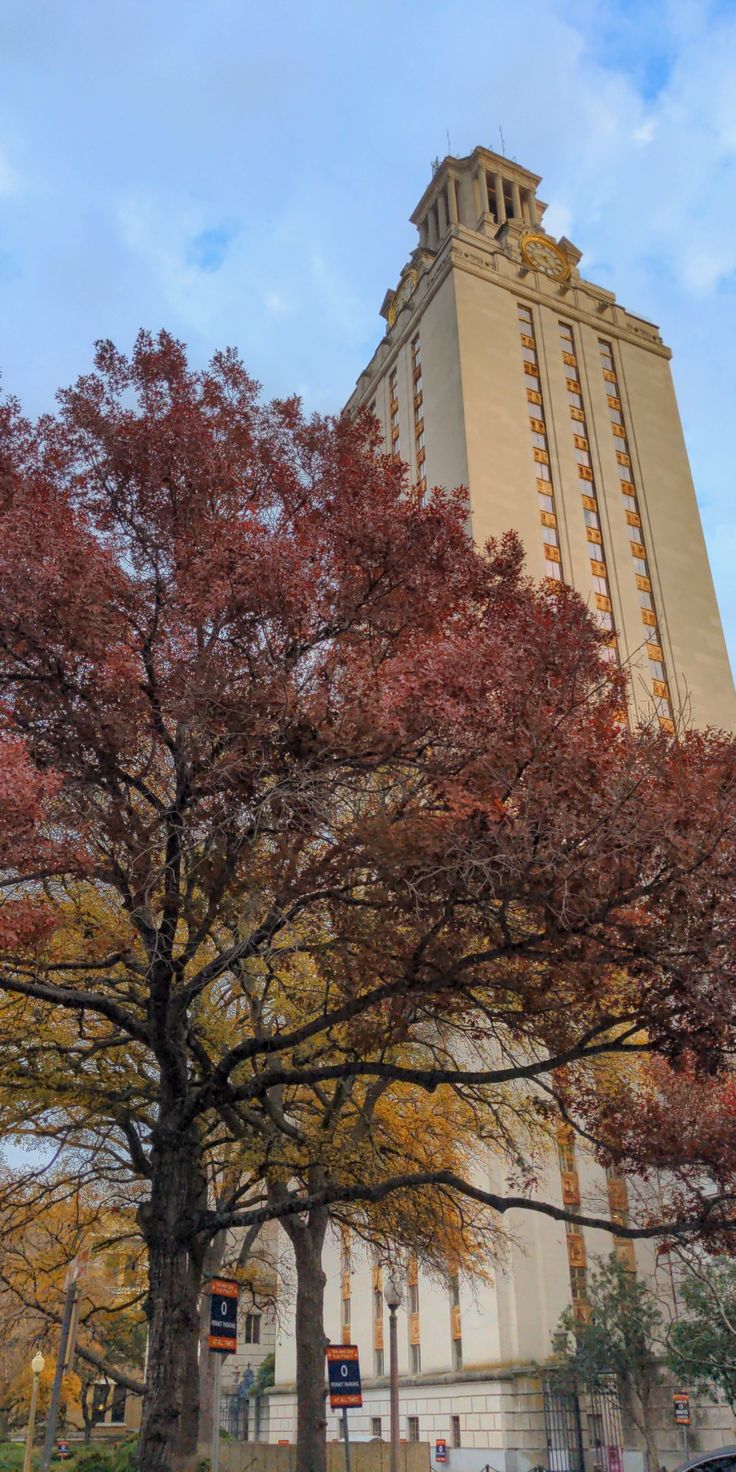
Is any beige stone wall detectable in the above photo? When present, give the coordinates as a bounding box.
[212,1438,430,1472]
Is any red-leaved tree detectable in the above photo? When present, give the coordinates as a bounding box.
[1,333,736,1472]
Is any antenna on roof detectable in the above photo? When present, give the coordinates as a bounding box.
[499,124,506,156]
[430,156,440,175]
[446,128,452,155]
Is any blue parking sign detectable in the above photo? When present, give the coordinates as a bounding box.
[326,1345,362,1408]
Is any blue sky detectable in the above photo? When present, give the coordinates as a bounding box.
[1,0,735,674]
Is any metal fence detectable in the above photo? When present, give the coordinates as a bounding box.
[543,1372,585,1472]
[221,1393,250,1441]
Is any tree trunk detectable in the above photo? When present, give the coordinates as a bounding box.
[629,1392,660,1472]
[281,1207,329,1472]
[137,1123,208,1472]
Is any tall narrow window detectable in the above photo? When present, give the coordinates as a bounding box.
[598,340,675,732]
[517,303,563,580]
[244,1313,261,1345]
[557,1122,589,1321]
[558,322,617,661]
[389,368,400,458]
[411,336,426,495]
[407,1256,421,1371]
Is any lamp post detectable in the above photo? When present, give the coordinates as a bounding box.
[23,1352,45,1472]
[384,1274,402,1472]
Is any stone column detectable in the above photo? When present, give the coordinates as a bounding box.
[511,179,522,220]
[447,173,459,224]
[527,190,538,226]
[494,173,507,224]
[437,186,448,237]
[477,166,490,217]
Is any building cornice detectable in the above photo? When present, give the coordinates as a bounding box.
[349,225,670,410]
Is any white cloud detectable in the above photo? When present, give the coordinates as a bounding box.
[632,118,657,144]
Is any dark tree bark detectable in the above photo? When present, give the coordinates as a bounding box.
[281,1205,329,1472]
[137,1120,208,1472]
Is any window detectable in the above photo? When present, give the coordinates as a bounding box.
[374,1348,384,1377]
[449,1273,461,1307]
[91,1385,109,1426]
[570,1265,588,1300]
[371,1418,383,1439]
[558,1142,575,1173]
[408,1281,419,1314]
[373,1289,382,1318]
[519,307,564,580]
[244,1313,261,1344]
[452,1416,462,1448]
[410,1343,422,1373]
[110,1385,127,1425]
[452,1338,463,1370]
[408,1417,420,1443]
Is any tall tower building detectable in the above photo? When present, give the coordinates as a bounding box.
[268,151,736,1468]
[347,146,735,732]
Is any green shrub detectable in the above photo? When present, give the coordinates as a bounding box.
[72,1450,113,1472]
[109,1439,138,1472]
[0,1443,24,1472]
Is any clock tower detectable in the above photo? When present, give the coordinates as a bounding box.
[348,145,735,734]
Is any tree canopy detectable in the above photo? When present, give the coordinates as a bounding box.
[1,331,736,1470]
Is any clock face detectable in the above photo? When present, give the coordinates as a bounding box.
[520,233,571,282]
[388,269,418,327]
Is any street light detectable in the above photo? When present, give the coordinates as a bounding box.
[384,1274,402,1472]
[23,1352,46,1472]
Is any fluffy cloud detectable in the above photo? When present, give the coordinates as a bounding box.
[0,0,733,663]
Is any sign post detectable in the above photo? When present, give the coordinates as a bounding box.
[209,1278,239,1472]
[673,1392,690,1460]
[326,1345,362,1472]
[41,1248,90,1472]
